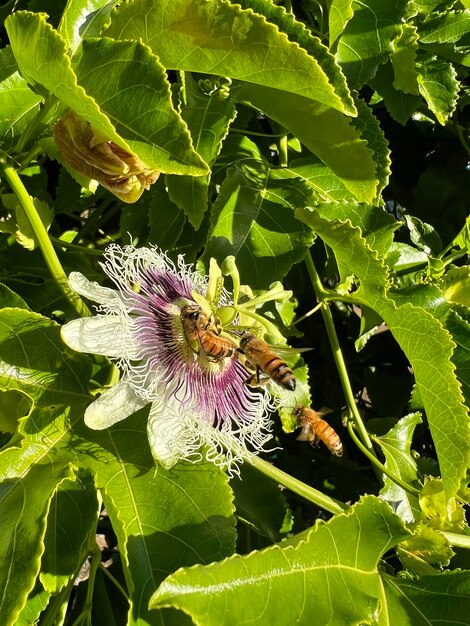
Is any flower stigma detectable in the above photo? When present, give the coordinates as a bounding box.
[60,244,276,474]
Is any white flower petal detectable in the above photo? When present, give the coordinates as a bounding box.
[147,396,189,469]
[84,378,147,429]
[61,316,140,358]
[69,271,120,305]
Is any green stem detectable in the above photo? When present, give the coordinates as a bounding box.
[304,251,376,454]
[50,235,104,256]
[278,135,289,167]
[1,162,89,317]
[349,423,421,497]
[248,455,348,516]
[99,562,130,602]
[229,128,287,138]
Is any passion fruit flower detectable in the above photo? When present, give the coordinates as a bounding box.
[61,244,274,473]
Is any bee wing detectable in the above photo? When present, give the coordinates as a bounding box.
[269,346,313,356]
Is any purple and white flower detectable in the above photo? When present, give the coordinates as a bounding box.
[61,244,274,472]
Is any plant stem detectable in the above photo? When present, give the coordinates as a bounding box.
[1,162,89,317]
[99,562,130,602]
[348,423,421,497]
[304,251,376,454]
[248,455,348,516]
[278,134,289,167]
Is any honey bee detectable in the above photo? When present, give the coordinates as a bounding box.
[181,304,237,362]
[238,332,296,391]
[294,406,343,456]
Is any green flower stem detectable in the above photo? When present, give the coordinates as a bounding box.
[304,251,375,454]
[348,422,421,497]
[233,306,282,337]
[1,163,89,317]
[248,454,348,516]
[71,546,101,626]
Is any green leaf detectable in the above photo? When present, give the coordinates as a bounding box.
[419,10,470,44]
[58,0,117,55]
[417,52,459,125]
[234,0,355,113]
[0,46,42,150]
[5,12,124,149]
[314,201,398,258]
[202,162,314,289]
[105,0,356,115]
[147,179,187,251]
[404,215,442,255]
[166,75,237,228]
[442,266,470,307]
[0,389,31,433]
[0,460,74,624]
[370,61,421,125]
[71,412,237,626]
[329,0,354,47]
[375,413,422,523]
[391,23,420,95]
[40,473,99,593]
[150,496,410,625]
[0,308,92,406]
[445,311,470,408]
[231,464,292,543]
[0,283,29,309]
[397,523,454,574]
[270,156,353,202]
[383,570,470,624]
[235,84,379,202]
[16,582,51,626]
[73,38,208,175]
[349,96,391,199]
[335,0,408,87]
[419,476,466,532]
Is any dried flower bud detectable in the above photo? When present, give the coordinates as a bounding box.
[53,110,160,203]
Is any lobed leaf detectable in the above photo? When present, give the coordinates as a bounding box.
[69,412,237,626]
[235,83,378,202]
[73,38,208,175]
[105,0,355,114]
[150,496,410,625]
[0,307,92,406]
[0,459,74,624]
[202,163,314,289]
[40,473,99,594]
[376,413,422,523]
[58,0,117,55]
[417,52,459,125]
[335,0,409,87]
[391,23,420,95]
[234,0,355,113]
[165,74,237,228]
[418,10,470,44]
[382,570,470,623]
[0,46,42,150]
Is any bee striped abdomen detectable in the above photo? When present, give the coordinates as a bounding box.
[262,355,295,390]
[294,406,343,456]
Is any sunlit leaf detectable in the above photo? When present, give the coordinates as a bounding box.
[417,51,459,125]
[150,497,410,625]
[376,413,422,523]
[418,10,470,44]
[105,0,356,114]
[335,0,408,87]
